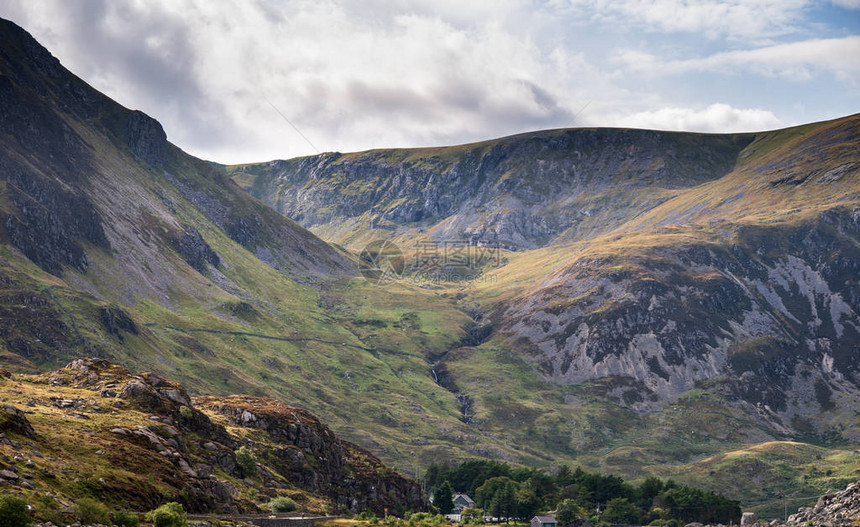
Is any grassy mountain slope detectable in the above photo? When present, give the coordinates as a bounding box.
[1,15,859,520]
[0,17,508,476]
[236,113,860,515]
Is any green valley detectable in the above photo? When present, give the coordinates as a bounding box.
[0,15,858,522]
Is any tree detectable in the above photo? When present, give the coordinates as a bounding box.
[425,463,448,491]
[76,498,110,525]
[556,499,586,527]
[145,502,187,527]
[496,481,517,521]
[558,483,591,505]
[461,507,485,524]
[434,480,455,515]
[235,446,257,478]
[485,480,518,522]
[476,477,519,509]
[636,477,664,509]
[0,495,32,527]
[113,511,140,527]
[268,496,298,513]
[601,498,643,525]
[516,487,541,520]
[525,473,557,505]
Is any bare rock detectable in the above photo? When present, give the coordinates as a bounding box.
[0,404,35,438]
[741,513,757,526]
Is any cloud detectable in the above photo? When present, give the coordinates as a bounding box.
[614,103,782,133]
[561,0,810,41]
[1,0,592,162]
[0,1,856,163]
[831,0,860,9]
[616,37,860,82]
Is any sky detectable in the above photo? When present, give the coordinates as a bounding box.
[1,0,859,164]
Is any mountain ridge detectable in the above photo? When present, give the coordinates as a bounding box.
[0,16,859,519]
[235,109,860,515]
[231,126,757,251]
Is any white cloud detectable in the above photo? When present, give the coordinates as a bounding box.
[1,0,593,162]
[614,103,782,133]
[562,0,810,41]
[617,37,860,82]
[0,0,857,163]
[831,0,860,9]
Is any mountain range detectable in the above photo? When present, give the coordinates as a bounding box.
[1,17,859,518]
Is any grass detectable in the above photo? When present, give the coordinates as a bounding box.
[4,57,860,524]
[115,112,860,516]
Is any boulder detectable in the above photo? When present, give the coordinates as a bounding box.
[0,404,35,438]
[0,469,19,479]
[741,512,757,526]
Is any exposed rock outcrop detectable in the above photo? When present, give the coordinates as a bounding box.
[238,131,752,250]
[24,358,425,515]
[99,306,139,341]
[0,403,35,438]
[126,109,168,167]
[499,207,860,441]
[782,480,860,527]
[197,395,426,514]
[171,225,220,273]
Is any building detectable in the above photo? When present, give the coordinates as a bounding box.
[453,494,476,513]
[531,515,558,527]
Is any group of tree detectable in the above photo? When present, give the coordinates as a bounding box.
[426,460,740,525]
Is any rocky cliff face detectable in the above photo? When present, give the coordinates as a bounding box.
[235,130,751,250]
[489,116,860,440]
[501,210,860,434]
[0,17,355,370]
[240,110,860,444]
[0,358,424,515]
[197,395,425,513]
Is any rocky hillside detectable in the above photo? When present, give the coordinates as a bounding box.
[0,17,484,477]
[0,16,355,369]
[1,15,858,518]
[782,478,860,526]
[236,108,860,512]
[238,112,860,436]
[484,115,860,435]
[0,358,424,517]
[233,130,752,250]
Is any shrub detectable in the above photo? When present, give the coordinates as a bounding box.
[0,495,32,527]
[145,502,188,527]
[268,496,298,513]
[235,446,257,477]
[76,498,110,525]
[178,405,193,421]
[114,510,141,527]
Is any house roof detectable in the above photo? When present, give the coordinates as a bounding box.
[533,516,558,523]
[453,494,475,505]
